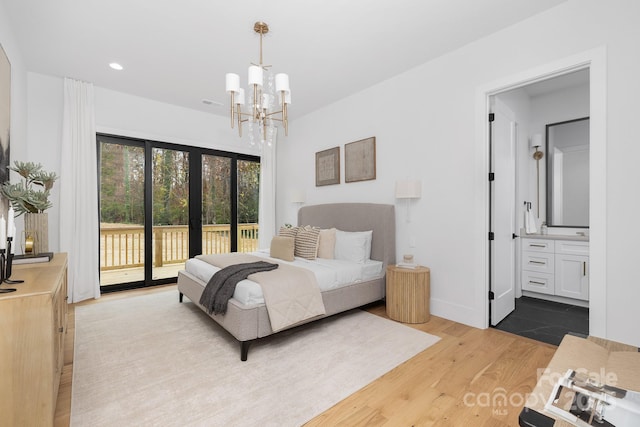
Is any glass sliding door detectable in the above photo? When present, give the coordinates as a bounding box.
[237,160,260,252]
[98,138,145,286]
[201,154,231,255]
[97,133,260,292]
[151,147,190,280]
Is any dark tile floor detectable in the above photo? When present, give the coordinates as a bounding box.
[494,296,589,346]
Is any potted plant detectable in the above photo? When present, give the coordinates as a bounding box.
[1,161,57,254]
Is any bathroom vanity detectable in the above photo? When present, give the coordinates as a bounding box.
[521,235,589,306]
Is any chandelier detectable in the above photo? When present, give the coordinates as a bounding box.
[225,21,291,146]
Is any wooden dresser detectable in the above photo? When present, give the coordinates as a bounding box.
[0,253,68,427]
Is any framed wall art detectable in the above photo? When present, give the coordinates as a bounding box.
[315,146,340,186]
[345,136,376,183]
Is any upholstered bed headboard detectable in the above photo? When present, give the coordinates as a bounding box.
[298,203,396,268]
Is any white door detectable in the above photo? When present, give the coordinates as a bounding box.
[490,99,517,326]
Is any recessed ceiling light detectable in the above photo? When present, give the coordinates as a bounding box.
[201,98,223,106]
[109,62,124,71]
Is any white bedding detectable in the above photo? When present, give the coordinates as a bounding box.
[185,249,384,306]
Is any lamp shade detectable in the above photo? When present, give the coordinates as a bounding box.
[275,73,290,92]
[395,180,422,199]
[225,73,240,93]
[531,134,543,149]
[248,65,263,86]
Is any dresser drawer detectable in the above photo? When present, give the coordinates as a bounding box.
[522,271,555,295]
[522,238,554,253]
[522,251,554,274]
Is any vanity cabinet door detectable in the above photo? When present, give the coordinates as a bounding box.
[555,254,589,301]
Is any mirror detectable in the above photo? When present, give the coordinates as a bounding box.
[546,117,590,228]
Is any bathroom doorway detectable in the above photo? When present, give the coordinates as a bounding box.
[488,67,593,343]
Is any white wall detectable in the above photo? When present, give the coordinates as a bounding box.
[94,86,254,155]
[278,0,640,346]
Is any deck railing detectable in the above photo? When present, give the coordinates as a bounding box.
[100,223,259,270]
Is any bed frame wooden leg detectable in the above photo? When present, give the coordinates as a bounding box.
[179,292,183,303]
[240,341,251,361]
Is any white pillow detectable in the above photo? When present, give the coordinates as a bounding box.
[334,230,373,263]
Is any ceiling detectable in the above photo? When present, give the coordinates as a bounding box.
[2,0,567,121]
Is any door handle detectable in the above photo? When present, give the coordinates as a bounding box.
[512,233,519,239]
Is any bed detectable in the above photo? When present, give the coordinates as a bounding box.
[177,203,396,360]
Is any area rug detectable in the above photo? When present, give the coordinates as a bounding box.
[71,290,440,426]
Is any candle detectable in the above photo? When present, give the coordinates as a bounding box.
[7,207,14,239]
[0,215,5,250]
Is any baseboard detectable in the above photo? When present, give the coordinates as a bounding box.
[430,297,484,329]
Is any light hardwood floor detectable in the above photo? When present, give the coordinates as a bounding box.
[55,285,557,426]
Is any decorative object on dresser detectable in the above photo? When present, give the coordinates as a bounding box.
[0,207,23,286]
[225,21,291,147]
[386,265,431,323]
[345,136,376,183]
[12,251,54,265]
[0,253,68,426]
[24,212,49,254]
[315,146,340,186]
[1,160,58,255]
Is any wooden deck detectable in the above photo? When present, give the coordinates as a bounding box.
[100,264,184,286]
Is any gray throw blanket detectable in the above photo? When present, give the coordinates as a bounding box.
[199,261,278,315]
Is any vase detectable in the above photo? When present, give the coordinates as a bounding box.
[24,212,49,255]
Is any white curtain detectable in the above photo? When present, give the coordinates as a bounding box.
[257,137,277,250]
[60,78,100,302]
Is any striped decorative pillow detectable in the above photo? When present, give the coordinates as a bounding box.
[294,225,320,260]
[279,226,299,239]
